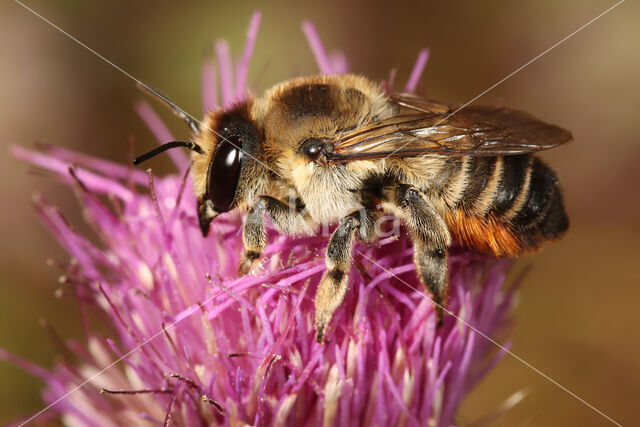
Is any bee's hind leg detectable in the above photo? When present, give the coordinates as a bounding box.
[239,196,311,275]
[315,208,377,342]
[391,184,452,326]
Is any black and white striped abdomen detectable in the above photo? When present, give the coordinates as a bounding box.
[459,154,569,252]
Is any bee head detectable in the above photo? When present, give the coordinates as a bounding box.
[133,98,260,237]
[200,102,261,225]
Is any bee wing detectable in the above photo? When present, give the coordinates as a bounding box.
[326,93,572,163]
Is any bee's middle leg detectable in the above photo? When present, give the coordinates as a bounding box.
[391,184,452,326]
[240,196,310,275]
[315,208,377,342]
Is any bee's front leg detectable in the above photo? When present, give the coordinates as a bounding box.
[392,184,452,326]
[315,208,377,342]
[239,196,311,275]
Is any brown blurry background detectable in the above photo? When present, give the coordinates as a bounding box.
[1,1,638,425]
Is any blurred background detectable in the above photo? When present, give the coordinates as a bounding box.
[1,0,638,425]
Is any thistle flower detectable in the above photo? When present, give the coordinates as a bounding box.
[5,12,517,426]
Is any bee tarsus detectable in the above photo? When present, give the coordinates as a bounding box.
[315,212,363,342]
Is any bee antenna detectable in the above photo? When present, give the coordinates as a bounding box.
[136,81,200,134]
[133,141,203,166]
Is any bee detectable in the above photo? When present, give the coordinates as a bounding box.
[134,74,570,342]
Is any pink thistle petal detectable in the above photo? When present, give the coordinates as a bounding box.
[441,329,476,426]
[215,40,235,106]
[404,48,430,94]
[235,11,262,97]
[381,67,398,94]
[328,50,348,74]
[33,196,114,280]
[11,146,134,202]
[201,58,218,112]
[302,20,334,74]
[0,348,57,382]
[35,142,148,185]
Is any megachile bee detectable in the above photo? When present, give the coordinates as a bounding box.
[135,74,570,341]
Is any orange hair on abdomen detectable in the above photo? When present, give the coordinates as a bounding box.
[444,210,529,257]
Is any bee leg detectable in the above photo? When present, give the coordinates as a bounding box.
[239,196,310,275]
[393,185,451,327]
[315,209,377,342]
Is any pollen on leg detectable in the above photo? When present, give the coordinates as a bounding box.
[315,268,349,343]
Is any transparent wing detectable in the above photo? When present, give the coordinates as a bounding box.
[325,93,572,164]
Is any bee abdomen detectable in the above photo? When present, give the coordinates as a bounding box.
[491,154,532,217]
[459,156,503,216]
[507,156,569,248]
[445,154,568,257]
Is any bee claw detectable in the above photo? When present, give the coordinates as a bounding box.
[238,251,261,276]
[237,262,250,276]
[436,309,444,328]
[315,322,330,344]
[433,296,445,328]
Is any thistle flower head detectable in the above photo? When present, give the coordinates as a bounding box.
[5,12,516,426]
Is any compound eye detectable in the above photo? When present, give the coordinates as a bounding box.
[207,138,243,212]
